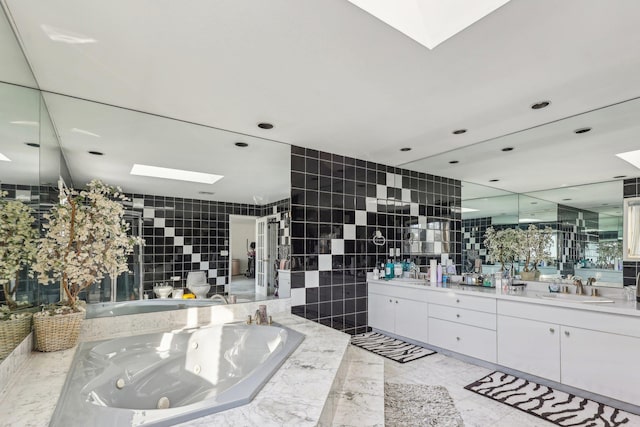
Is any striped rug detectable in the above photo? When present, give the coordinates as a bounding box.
[465,371,635,426]
[350,332,436,363]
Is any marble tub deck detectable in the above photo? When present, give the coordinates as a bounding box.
[0,301,351,427]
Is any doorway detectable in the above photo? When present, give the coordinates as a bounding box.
[229,215,257,301]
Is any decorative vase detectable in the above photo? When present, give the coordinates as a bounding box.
[520,270,539,281]
[0,313,32,359]
[33,310,85,352]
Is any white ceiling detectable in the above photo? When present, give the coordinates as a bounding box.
[2,0,640,201]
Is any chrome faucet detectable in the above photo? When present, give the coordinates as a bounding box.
[574,279,585,295]
[409,262,420,279]
[210,294,228,304]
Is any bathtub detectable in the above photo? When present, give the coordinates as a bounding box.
[50,322,304,426]
[85,299,229,319]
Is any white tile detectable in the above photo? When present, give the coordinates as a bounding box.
[366,197,378,212]
[355,210,367,225]
[208,269,217,278]
[199,261,209,271]
[305,271,319,287]
[183,245,193,255]
[395,173,403,186]
[217,276,226,285]
[132,198,144,209]
[386,172,395,187]
[343,224,356,240]
[419,215,427,228]
[376,185,387,200]
[165,227,175,237]
[143,208,155,219]
[402,188,411,202]
[153,217,165,228]
[331,239,344,255]
[291,288,306,306]
[319,254,332,271]
[410,202,418,216]
[192,253,201,262]
[174,236,184,246]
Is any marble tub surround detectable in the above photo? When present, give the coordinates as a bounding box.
[0,332,32,396]
[0,312,351,427]
[80,298,291,342]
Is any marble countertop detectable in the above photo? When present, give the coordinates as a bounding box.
[0,312,350,427]
[369,278,640,317]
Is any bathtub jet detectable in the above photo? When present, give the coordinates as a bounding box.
[50,322,304,426]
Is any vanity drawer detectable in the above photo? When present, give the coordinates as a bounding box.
[428,318,496,362]
[428,304,496,330]
[427,291,496,313]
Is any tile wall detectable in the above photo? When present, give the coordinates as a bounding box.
[289,146,462,335]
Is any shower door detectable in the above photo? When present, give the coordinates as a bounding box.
[255,216,267,298]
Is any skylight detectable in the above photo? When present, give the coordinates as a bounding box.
[616,149,640,169]
[0,153,10,162]
[347,0,511,49]
[130,164,223,184]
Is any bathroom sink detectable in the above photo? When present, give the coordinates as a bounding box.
[390,278,428,285]
[536,293,614,304]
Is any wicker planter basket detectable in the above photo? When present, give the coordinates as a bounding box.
[0,314,32,359]
[33,310,85,352]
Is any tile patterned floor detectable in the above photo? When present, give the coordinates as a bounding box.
[384,353,556,427]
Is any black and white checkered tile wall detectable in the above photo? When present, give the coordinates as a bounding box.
[289,146,462,335]
[623,178,640,287]
[557,205,598,277]
[127,193,289,297]
[462,217,492,272]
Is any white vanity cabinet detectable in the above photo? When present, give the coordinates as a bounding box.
[427,292,497,362]
[497,315,560,382]
[368,283,428,343]
[560,325,640,405]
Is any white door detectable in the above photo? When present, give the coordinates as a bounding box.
[255,216,268,298]
[368,293,394,332]
[395,298,428,344]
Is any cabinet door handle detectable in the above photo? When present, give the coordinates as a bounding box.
[564,331,570,337]
[389,299,392,303]
[456,299,460,303]
[456,336,460,341]
[549,327,555,333]
[395,300,398,304]
[456,314,460,318]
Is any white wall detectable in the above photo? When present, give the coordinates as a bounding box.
[230,216,256,275]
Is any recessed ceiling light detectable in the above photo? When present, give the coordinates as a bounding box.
[574,127,591,134]
[562,198,572,201]
[88,151,104,156]
[613,175,627,179]
[0,152,10,162]
[452,129,467,135]
[130,164,223,184]
[449,160,459,164]
[257,122,274,130]
[400,147,412,152]
[602,203,608,206]
[489,179,499,182]
[501,147,514,152]
[519,218,542,223]
[531,101,551,110]
[24,142,40,148]
[235,142,249,148]
[530,201,537,204]
[198,191,215,195]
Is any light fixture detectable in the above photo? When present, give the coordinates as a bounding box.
[24,142,40,148]
[531,101,551,110]
[235,142,249,148]
[346,0,511,50]
[489,179,499,182]
[400,147,412,152]
[616,149,640,169]
[452,207,479,213]
[530,201,537,205]
[41,24,97,44]
[0,152,10,162]
[574,127,591,134]
[449,160,459,164]
[88,151,104,156]
[198,191,215,195]
[130,164,223,184]
[257,122,273,129]
[613,175,627,179]
[519,218,542,223]
[501,147,514,152]
[9,120,39,126]
[562,198,572,201]
[452,129,467,135]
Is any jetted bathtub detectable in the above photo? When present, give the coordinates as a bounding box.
[85,299,231,319]
[50,322,304,426]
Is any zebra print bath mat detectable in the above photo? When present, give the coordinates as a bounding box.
[465,371,635,426]
[350,332,435,363]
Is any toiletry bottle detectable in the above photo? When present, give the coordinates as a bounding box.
[373,266,379,280]
[436,263,443,283]
[385,259,394,279]
[394,260,403,278]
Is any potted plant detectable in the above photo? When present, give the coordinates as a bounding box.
[32,180,141,352]
[0,192,38,358]
[483,227,520,273]
[518,224,554,280]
